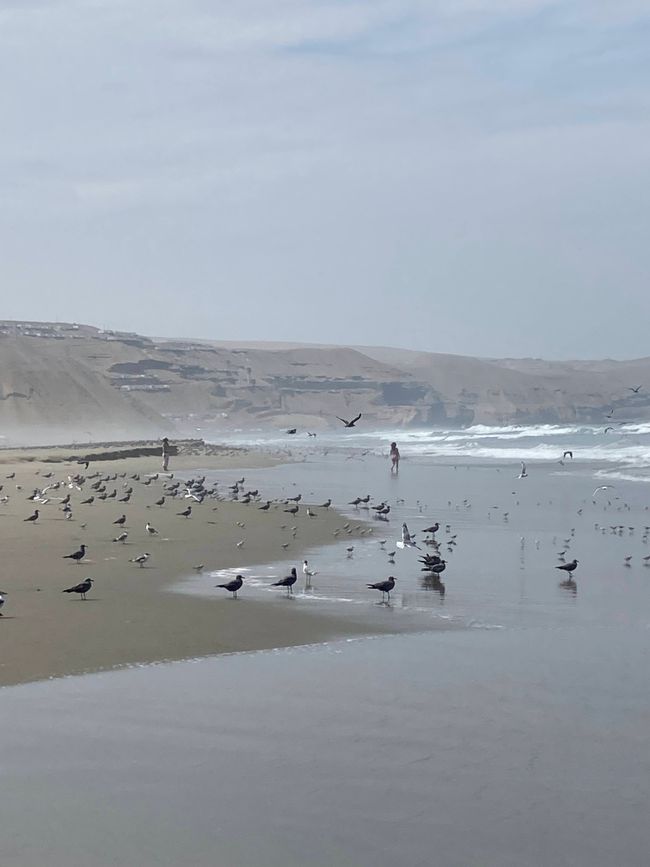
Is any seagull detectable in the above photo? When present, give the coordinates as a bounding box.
[216,575,244,598]
[336,413,362,428]
[154,496,165,507]
[63,544,87,564]
[63,577,93,599]
[113,515,127,527]
[145,522,159,536]
[423,523,440,534]
[396,522,420,549]
[286,428,297,435]
[593,486,615,497]
[236,539,245,548]
[130,553,150,568]
[319,499,332,508]
[555,559,578,574]
[302,560,317,585]
[604,426,614,434]
[306,508,317,518]
[0,590,7,615]
[193,564,204,572]
[177,506,192,518]
[367,576,396,601]
[258,501,271,511]
[113,532,128,543]
[628,385,642,393]
[271,567,298,595]
[518,461,528,479]
[23,510,39,523]
[80,496,94,505]
[563,451,573,460]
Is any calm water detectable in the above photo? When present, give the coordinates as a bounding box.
[2,425,650,866]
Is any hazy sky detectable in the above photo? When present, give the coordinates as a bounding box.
[1,1,649,359]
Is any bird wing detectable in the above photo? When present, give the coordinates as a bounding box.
[350,413,362,425]
[336,416,349,426]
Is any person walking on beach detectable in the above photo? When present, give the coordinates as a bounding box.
[390,441,400,473]
[161,437,171,472]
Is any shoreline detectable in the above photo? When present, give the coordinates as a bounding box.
[0,443,386,688]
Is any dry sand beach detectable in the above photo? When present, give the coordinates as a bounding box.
[0,441,380,687]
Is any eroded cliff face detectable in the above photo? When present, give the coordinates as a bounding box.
[0,321,648,443]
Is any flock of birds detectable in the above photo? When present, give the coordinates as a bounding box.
[2,386,649,619]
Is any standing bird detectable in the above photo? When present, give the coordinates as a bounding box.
[518,462,528,479]
[113,532,128,543]
[130,553,150,568]
[63,577,93,599]
[216,575,244,598]
[177,506,192,518]
[63,544,87,564]
[0,590,7,615]
[555,559,579,575]
[336,413,362,428]
[271,567,298,595]
[113,514,127,527]
[423,523,440,534]
[302,560,317,587]
[319,499,332,508]
[145,522,159,537]
[154,496,165,507]
[23,510,39,524]
[367,576,396,602]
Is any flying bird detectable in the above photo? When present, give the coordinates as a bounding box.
[286,428,297,435]
[628,385,642,393]
[216,575,244,598]
[593,485,615,497]
[396,522,420,549]
[63,577,93,599]
[336,413,362,428]
[563,451,573,460]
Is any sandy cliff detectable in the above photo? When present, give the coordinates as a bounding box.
[0,321,648,443]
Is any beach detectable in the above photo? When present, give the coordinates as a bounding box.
[0,442,383,687]
[2,426,650,866]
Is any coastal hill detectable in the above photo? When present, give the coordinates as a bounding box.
[1,320,648,443]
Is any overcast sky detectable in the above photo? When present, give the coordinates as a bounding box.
[1,1,648,359]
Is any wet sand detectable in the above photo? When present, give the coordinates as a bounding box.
[0,444,380,687]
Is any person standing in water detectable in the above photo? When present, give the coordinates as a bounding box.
[161,437,171,472]
[390,441,400,473]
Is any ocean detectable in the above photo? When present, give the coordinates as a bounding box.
[1,423,650,866]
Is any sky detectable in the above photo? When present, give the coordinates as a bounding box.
[1,0,649,359]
